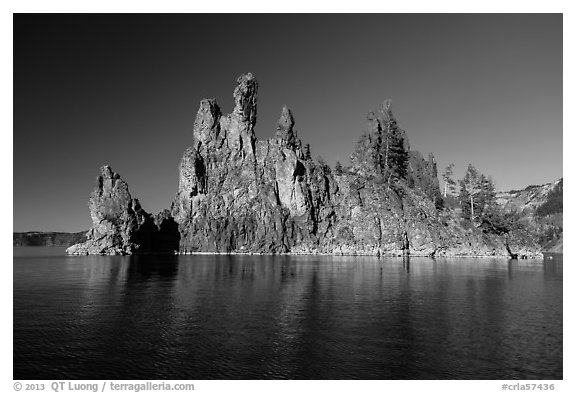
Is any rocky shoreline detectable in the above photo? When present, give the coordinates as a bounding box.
[173,251,542,259]
[66,249,543,259]
[66,73,545,259]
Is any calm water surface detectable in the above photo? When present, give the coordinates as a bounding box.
[13,247,562,379]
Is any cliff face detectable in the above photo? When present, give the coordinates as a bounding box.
[171,75,312,253]
[169,73,540,257]
[68,73,544,257]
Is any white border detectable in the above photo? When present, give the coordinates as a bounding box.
[4,3,572,392]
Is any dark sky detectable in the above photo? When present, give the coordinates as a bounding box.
[13,14,562,232]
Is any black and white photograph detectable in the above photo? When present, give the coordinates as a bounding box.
[9,6,568,389]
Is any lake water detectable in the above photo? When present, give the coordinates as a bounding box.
[13,247,562,380]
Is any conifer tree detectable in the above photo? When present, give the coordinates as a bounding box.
[476,174,496,216]
[442,163,456,198]
[380,105,409,185]
[304,143,312,160]
[459,183,471,218]
[350,99,409,185]
[459,164,482,220]
[335,161,343,175]
[458,165,501,223]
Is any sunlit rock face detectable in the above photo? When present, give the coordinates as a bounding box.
[170,73,541,257]
[171,74,304,253]
[170,74,432,255]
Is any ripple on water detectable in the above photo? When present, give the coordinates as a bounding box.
[13,252,563,379]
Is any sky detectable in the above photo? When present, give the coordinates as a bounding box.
[13,14,562,232]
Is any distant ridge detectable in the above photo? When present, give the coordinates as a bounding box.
[497,178,563,253]
[13,231,87,247]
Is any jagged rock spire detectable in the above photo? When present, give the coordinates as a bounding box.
[100,165,115,178]
[276,105,299,151]
[67,166,153,255]
[233,73,258,128]
[217,73,259,155]
[95,165,127,200]
[193,98,221,148]
[277,105,294,133]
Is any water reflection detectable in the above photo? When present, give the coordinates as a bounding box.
[543,258,562,278]
[14,252,562,380]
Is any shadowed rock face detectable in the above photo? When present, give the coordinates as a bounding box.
[68,73,542,257]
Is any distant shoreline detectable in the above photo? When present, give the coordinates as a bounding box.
[13,231,87,247]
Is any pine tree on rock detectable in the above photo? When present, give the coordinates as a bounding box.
[442,163,456,198]
[304,143,312,160]
[477,174,496,217]
[349,99,411,192]
[459,164,483,221]
[375,99,409,186]
[335,161,343,175]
